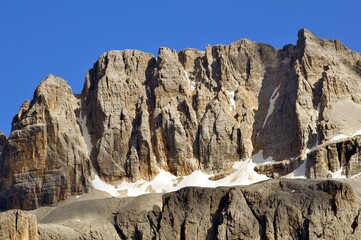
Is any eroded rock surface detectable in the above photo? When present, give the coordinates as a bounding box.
[0,75,92,210]
[307,136,361,178]
[116,179,361,240]
[0,210,38,240]
[82,50,157,182]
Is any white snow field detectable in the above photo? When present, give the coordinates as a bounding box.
[91,151,273,197]
[262,84,281,128]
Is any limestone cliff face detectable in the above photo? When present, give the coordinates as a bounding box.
[81,50,157,181]
[83,37,293,181]
[1,29,361,209]
[83,29,361,183]
[294,29,361,149]
[0,75,92,210]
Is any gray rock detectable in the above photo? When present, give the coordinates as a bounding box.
[115,179,361,239]
[38,220,121,240]
[307,136,361,178]
[1,179,359,239]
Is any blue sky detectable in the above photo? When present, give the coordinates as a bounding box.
[0,1,360,135]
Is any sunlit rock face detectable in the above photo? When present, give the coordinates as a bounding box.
[0,210,38,240]
[82,29,361,182]
[1,29,361,210]
[0,75,92,210]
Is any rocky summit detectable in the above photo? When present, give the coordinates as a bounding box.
[0,29,361,239]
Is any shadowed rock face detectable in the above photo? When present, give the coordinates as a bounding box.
[0,29,361,210]
[115,179,361,240]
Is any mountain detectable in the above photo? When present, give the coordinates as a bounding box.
[0,29,361,239]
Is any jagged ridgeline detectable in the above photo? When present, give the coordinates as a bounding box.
[0,29,361,210]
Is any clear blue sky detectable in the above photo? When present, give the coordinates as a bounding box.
[0,1,360,135]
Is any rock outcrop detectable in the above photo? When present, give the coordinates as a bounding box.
[0,210,38,240]
[0,75,92,210]
[0,131,5,159]
[307,135,361,178]
[116,179,361,239]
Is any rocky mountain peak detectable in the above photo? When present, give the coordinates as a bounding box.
[35,74,73,98]
[0,29,361,210]
[297,28,316,42]
[1,75,91,209]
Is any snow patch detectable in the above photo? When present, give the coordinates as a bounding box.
[352,129,361,137]
[330,129,361,142]
[91,152,273,197]
[184,70,196,91]
[92,174,121,197]
[331,134,348,141]
[330,167,346,179]
[262,84,281,128]
[225,90,235,110]
[218,158,269,186]
[283,159,307,179]
[251,150,275,164]
[316,103,320,119]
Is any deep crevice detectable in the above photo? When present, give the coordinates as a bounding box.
[113,214,127,240]
[206,192,228,240]
[352,209,361,234]
[241,190,266,239]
